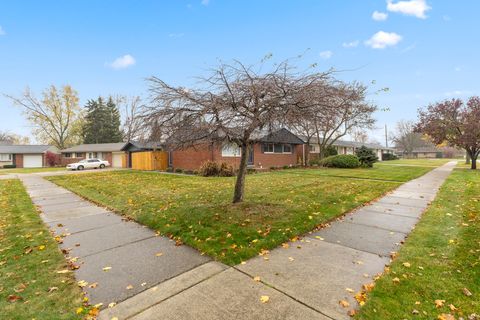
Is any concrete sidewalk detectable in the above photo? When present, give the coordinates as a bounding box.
[100,161,456,320]
[19,161,456,320]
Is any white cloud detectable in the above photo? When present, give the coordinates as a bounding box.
[365,31,402,49]
[319,50,333,59]
[342,40,359,48]
[387,0,431,19]
[201,0,210,5]
[0,26,5,35]
[444,90,471,97]
[372,11,388,21]
[454,66,461,72]
[107,54,136,70]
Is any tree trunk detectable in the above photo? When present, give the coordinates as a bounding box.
[232,143,249,203]
[466,151,471,164]
[467,149,477,170]
[304,139,310,166]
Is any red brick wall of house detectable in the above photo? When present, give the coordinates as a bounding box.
[171,143,304,170]
[14,154,23,168]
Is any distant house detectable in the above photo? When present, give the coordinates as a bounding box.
[0,145,59,168]
[121,141,165,168]
[60,142,128,168]
[166,128,305,171]
[304,137,394,161]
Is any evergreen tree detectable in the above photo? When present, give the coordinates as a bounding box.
[82,97,123,143]
[355,145,378,168]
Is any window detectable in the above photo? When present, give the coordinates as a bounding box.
[64,153,72,158]
[88,159,99,163]
[309,145,317,153]
[75,153,84,158]
[262,143,293,154]
[87,152,98,159]
[0,154,12,161]
[221,143,241,157]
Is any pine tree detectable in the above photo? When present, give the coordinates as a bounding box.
[82,97,123,143]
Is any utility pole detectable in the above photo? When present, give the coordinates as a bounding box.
[385,124,388,148]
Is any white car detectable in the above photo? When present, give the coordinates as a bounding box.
[66,158,110,170]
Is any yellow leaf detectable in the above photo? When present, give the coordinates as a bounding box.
[392,277,400,284]
[103,266,112,272]
[253,276,261,282]
[315,236,324,240]
[345,288,355,293]
[77,280,88,287]
[339,300,350,308]
[402,262,411,268]
[437,314,455,320]
[155,252,163,257]
[288,257,295,262]
[76,307,83,314]
[56,269,70,274]
[435,299,445,308]
[260,295,270,303]
[38,245,46,250]
[126,285,133,290]
[108,302,116,308]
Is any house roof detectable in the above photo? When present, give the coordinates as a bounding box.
[0,145,57,154]
[395,146,442,153]
[61,142,127,153]
[256,128,305,145]
[121,141,164,152]
[301,136,393,150]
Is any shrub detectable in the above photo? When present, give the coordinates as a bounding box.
[2,164,16,169]
[184,170,194,175]
[283,165,290,169]
[218,162,235,177]
[192,170,199,175]
[175,168,184,173]
[166,167,174,173]
[324,145,338,157]
[246,168,257,174]
[199,161,220,177]
[45,151,58,167]
[309,158,320,166]
[319,155,360,168]
[355,146,378,168]
[269,166,277,170]
[382,153,398,161]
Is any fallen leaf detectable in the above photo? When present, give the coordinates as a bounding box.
[435,299,445,308]
[260,295,270,303]
[448,304,457,311]
[56,269,70,274]
[77,280,88,287]
[437,314,455,320]
[402,262,411,268]
[347,309,357,317]
[38,245,46,250]
[47,287,58,293]
[102,266,112,272]
[108,302,116,308]
[126,285,133,290]
[412,309,419,315]
[462,287,472,296]
[24,248,33,254]
[392,277,400,284]
[315,236,324,240]
[89,282,98,288]
[253,276,261,282]
[288,257,294,262]
[7,294,22,302]
[155,252,163,257]
[76,307,83,314]
[339,300,350,308]
[346,288,355,293]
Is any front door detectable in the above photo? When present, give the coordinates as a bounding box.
[247,146,254,166]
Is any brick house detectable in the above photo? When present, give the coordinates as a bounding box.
[168,128,305,171]
[60,142,127,168]
[0,145,59,168]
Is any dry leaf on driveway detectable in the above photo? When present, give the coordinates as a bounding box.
[260,295,270,303]
[339,300,350,308]
[102,266,112,272]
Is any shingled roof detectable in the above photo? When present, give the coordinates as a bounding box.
[0,145,57,154]
[61,142,127,153]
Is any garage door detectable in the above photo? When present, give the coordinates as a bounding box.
[112,153,124,168]
[23,154,43,168]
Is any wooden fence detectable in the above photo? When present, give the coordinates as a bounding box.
[131,151,168,171]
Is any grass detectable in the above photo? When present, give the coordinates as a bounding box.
[47,164,435,265]
[0,179,84,319]
[356,169,480,320]
[377,158,453,167]
[0,167,66,174]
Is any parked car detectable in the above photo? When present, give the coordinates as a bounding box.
[66,159,110,170]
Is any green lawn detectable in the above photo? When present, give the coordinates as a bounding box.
[377,158,453,167]
[47,165,435,265]
[356,169,479,320]
[0,180,84,319]
[0,167,66,175]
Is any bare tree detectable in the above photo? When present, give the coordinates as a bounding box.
[391,120,425,157]
[143,58,331,203]
[116,96,145,142]
[350,128,369,144]
[5,85,82,149]
[308,81,377,159]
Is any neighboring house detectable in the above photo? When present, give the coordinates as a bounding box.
[0,145,59,168]
[395,146,444,159]
[165,128,304,171]
[60,142,128,168]
[305,137,394,161]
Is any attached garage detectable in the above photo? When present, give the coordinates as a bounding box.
[23,154,43,168]
[112,152,125,168]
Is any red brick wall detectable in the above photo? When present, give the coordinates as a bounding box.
[60,152,113,166]
[14,154,23,168]
[171,143,303,170]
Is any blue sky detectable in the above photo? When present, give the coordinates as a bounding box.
[1,0,479,143]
